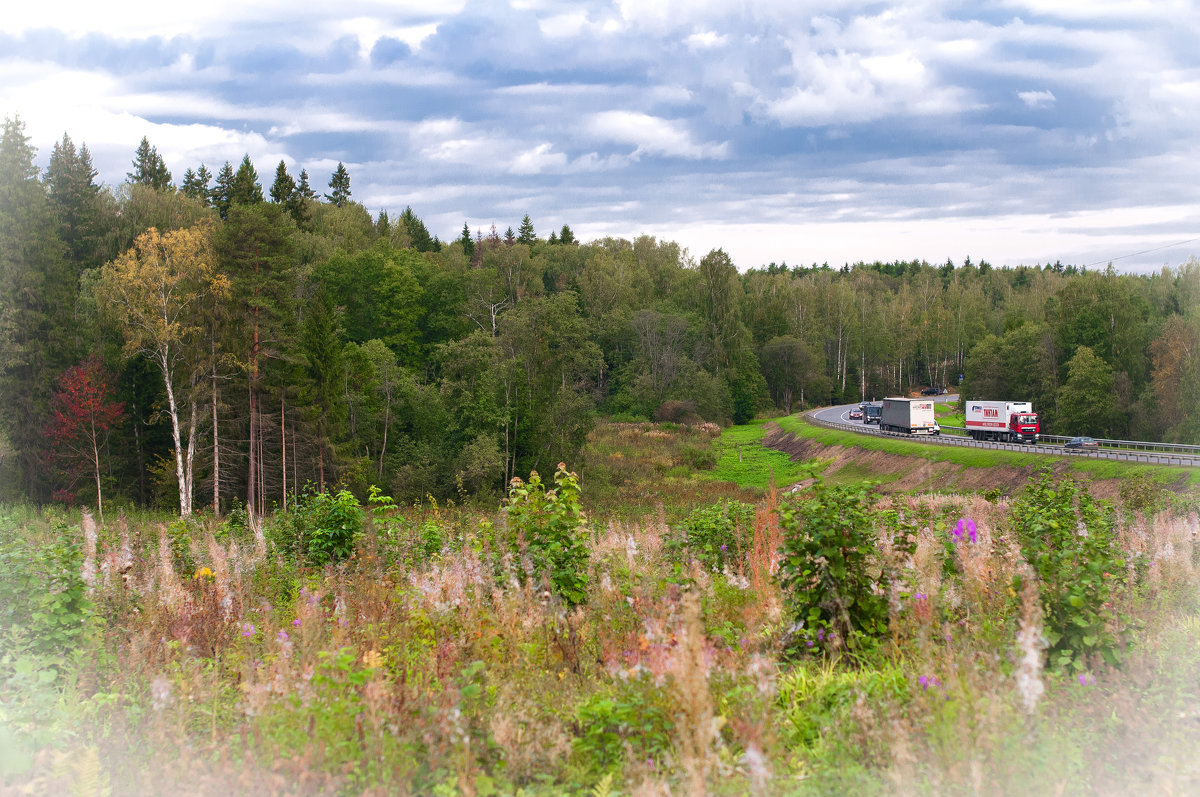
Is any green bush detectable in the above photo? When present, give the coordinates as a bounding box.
[777,482,896,655]
[1010,470,1127,670]
[0,526,89,658]
[573,681,673,774]
[503,465,589,606]
[266,489,364,566]
[679,500,756,571]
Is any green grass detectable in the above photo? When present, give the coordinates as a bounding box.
[774,414,1200,488]
[705,420,818,489]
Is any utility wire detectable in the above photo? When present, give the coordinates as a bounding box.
[1082,236,1200,268]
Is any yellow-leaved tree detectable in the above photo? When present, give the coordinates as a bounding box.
[98,222,229,516]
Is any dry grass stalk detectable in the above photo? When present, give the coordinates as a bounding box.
[670,591,717,797]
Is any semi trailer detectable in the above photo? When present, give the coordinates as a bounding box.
[964,401,1039,443]
[880,398,940,435]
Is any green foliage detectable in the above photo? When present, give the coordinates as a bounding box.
[503,465,590,606]
[1009,469,1127,670]
[679,500,756,571]
[0,524,89,657]
[777,482,894,654]
[267,489,364,566]
[572,681,673,774]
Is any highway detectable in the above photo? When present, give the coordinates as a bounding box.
[803,396,1200,467]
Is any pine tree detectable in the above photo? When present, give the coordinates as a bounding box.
[517,214,536,245]
[229,155,264,206]
[211,161,234,219]
[127,136,172,190]
[375,209,390,238]
[45,133,105,270]
[504,226,515,246]
[0,117,78,499]
[399,206,434,252]
[182,164,213,204]
[559,224,576,245]
[297,169,316,201]
[269,160,296,204]
[460,222,475,260]
[325,162,351,207]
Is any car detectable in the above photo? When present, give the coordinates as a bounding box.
[849,408,863,420]
[1064,436,1099,450]
[920,387,941,396]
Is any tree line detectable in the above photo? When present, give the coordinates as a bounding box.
[1,116,1197,515]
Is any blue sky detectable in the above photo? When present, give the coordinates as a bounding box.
[2,0,1199,272]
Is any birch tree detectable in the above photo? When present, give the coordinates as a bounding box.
[98,222,229,516]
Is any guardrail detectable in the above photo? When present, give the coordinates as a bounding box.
[805,415,1200,467]
[938,425,1200,456]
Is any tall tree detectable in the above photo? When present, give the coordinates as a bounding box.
[44,134,106,272]
[127,136,172,190]
[210,161,235,220]
[0,115,70,500]
[269,160,296,205]
[325,162,351,207]
[97,222,230,517]
[217,203,297,515]
[229,155,264,207]
[517,214,536,246]
[181,165,213,203]
[44,356,124,521]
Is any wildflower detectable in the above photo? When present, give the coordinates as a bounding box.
[241,622,255,637]
[276,631,289,642]
[1077,673,1095,686]
[193,566,214,581]
[719,543,728,552]
[292,618,301,627]
[362,649,383,669]
[953,518,978,543]
[918,675,941,691]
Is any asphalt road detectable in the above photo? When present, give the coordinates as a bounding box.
[803,395,1200,466]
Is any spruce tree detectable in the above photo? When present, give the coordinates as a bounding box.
[127,136,172,190]
[325,162,351,207]
[211,161,234,219]
[517,213,536,245]
[229,155,264,206]
[269,160,296,205]
[459,223,475,259]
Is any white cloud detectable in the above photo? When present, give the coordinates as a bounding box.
[685,31,727,50]
[1018,89,1056,108]
[509,143,568,174]
[587,111,729,159]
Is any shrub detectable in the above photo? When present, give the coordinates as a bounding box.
[573,681,673,774]
[266,489,364,566]
[503,464,589,606]
[0,524,89,658]
[679,500,756,571]
[1009,470,1127,670]
[777,482,895,655]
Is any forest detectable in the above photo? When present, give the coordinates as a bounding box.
[2,115,1199,516]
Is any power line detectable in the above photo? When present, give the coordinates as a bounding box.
[1082,236,1200,269]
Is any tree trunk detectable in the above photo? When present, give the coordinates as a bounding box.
[212,355,220,515]
[159,349,191,517]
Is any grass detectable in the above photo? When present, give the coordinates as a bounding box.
[774,413,1200,489]
[3,419,1200,795]
[705,420,818,489]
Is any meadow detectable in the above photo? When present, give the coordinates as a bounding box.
[1,420,1199,796]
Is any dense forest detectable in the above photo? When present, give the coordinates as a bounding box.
[1,116,1198,514]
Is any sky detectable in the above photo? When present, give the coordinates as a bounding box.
[2,0,1199,273]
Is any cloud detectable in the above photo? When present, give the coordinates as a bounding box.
[587,111,729,159]
[1018,89,1056,108]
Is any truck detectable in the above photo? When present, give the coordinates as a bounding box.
[880,397,940,435]
[964,400,1039,443]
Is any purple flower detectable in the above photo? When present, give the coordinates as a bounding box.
[816,629,824,641]
[720,544,728,552]
[914,592,927,602]
[292,618,302,627]
[241,623,255,637]
[918,675,941,691]
[953,518,977,544]
[276,631,289,642]
[1077,673,1095,686]
[806,640,814,648]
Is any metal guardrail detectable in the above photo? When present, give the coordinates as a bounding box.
[806,415,1200,468]
[939,425,1200,456]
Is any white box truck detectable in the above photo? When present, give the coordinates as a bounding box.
[880,397,940,435]
[964,400,1039,443]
